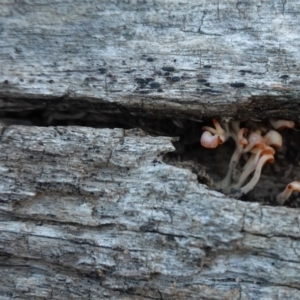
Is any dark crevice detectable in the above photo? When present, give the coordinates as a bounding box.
[166,118,300,209]
[1,110,300,208]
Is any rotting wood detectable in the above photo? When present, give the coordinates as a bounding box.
[0,125,300,299]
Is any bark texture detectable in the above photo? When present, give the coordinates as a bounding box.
[1,0,300,120]
[0,125,300,299]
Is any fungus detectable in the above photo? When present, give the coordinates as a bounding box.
[269,119,295,130]
[242,132,264,153]
[200,118,295,199]
[200,131,222,148]
[263,130,282,148]
[200,119,228,148]
[276,181,300,205]
[231,147,275,190]
[240,153,274,194]
[224,129,275,191]
[237,127,248,147]
[217,126,248,189]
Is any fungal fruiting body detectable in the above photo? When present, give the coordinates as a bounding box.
[200,119,294,196]
[200,131,222,148]
[269,119,295,130]
[231,148,274,191]
[200,119,229,148]
[240,153,274,194]
[216,124,248,189]
[277,181,300,205]
[263,130,282,148]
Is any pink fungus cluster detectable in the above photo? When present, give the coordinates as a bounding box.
[200,118,298,204]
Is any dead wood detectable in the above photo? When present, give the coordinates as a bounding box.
[1,1,300,299]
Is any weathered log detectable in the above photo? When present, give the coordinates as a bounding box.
[1,1,300,299]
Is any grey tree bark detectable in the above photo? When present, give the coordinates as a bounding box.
[1,1,300,299]
[1,0,300,120]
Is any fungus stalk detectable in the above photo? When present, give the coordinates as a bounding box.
[200,118,295,197]
[216,125,248,190]
[230,143,276,191]
[223,130,273,192]
[230,149,265,190]
[240,154,274,194]
[276,181,300,205]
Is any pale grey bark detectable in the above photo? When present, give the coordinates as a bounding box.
[0,125,299,299]
[0,0,300,120]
